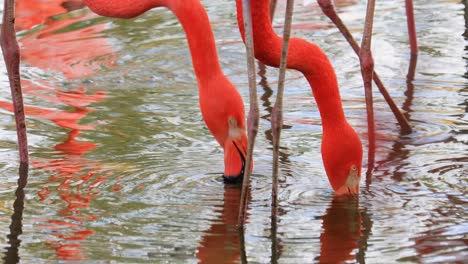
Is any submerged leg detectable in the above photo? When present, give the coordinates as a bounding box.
[317,0,412,134]
[1,0,29,165]
[239,0,259,227]
[271,0,294,261]
[360,0,376,170]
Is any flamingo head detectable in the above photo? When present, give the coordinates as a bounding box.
[222,117,249,184]
[321,123,363,195]
[82,0,158,18]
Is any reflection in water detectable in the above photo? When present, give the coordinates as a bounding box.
[196,185,248,264]
[369,3,468,261]
[0,0,116,260]
[372,54,419,184]
[3,163,29,264]
[25,90,106,260]
[15,0,85,31]
[0,0,465,262]
[18,1,116,79]
[31,104,105,261]
[257,62,295,263]
[0,86,107,260]
[462,0,468,123]
[319,196,364,263]
[413,219,468,263]
[392,2,468,262]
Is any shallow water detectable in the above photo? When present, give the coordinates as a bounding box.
[0,0,467,263]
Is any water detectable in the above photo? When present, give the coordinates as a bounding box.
[0,0,466,263]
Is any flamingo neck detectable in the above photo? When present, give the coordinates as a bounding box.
[85,0,223,86]
[236,0,347,128]
[163,1,223,86]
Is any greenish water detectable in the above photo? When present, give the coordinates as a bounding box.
[0,0,466,263]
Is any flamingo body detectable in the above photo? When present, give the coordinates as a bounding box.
[83,0,248,181]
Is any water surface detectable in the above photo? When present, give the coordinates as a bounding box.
[0,0,466,263]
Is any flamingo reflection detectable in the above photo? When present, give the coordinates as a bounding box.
[196,185,250,263]
[15,0,85,31]
[319,196,372,263]
[34,128,106,261]
[17,0,116,78]
[0,85,108,260]
[0,0,117,260]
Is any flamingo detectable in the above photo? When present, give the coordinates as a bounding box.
[80,0,249,183]
[236,0,363,195]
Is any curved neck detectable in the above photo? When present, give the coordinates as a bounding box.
[157,0,223,86]
[83,0,223,86]
[236,0,347,127]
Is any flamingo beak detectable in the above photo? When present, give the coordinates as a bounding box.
[222,140,246,184]
[334,165,360,196]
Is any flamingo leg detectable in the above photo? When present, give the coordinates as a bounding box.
[405,0,418,80]
[1,0,29,165]
[317,0,412,135]
[405,0,418,58]
[360,0,376,169]
[269,0,277,19]
[239,0,259,227]
[271,0,294,260]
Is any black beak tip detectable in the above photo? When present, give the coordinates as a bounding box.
[223,140,246,184]
[222,174,243,184]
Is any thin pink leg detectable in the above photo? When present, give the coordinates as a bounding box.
[1,0,29,165]
[239,0,259,227]
[317,0,412,135]
[271,0,294,260]
[405,0,418,58]
[405,0,418,81]
[271,0,294,216]
[270,0,277,19]
[360,0,376,170]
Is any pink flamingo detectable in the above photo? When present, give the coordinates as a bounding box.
[237,0,363,195]
[81,0,249,183]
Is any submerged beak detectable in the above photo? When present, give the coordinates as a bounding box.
[334,165,360,196]
[222,140,246,184]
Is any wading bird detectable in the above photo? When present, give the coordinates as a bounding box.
[81,0,249,183]
[237,0,363,195]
